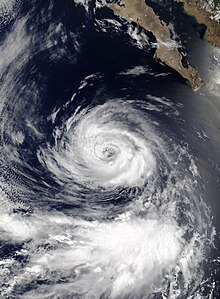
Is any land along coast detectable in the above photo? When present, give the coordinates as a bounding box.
[106,0,204,91]
[176,0,220,47]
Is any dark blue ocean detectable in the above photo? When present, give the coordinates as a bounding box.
[0,0,220,298]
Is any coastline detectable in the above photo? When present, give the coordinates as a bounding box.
[176,0,220,47]
[106,0,204,91]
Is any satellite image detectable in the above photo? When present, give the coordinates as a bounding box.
[0,0,220,298]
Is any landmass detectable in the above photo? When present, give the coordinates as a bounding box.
[176,0,220,47]
[106,0,204,91]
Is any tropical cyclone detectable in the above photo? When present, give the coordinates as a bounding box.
[176,0,220,47]
[106,0,204,91]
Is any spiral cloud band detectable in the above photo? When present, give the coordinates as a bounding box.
[0,0,217,296]
[40,102,157,189]
[31,96,214,298]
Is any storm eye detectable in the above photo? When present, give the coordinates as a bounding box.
[102,147,117,161]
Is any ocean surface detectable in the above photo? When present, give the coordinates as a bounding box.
[0,0,220,298]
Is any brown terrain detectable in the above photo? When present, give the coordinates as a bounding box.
[106,0,204,91]
[176,0,220,47]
